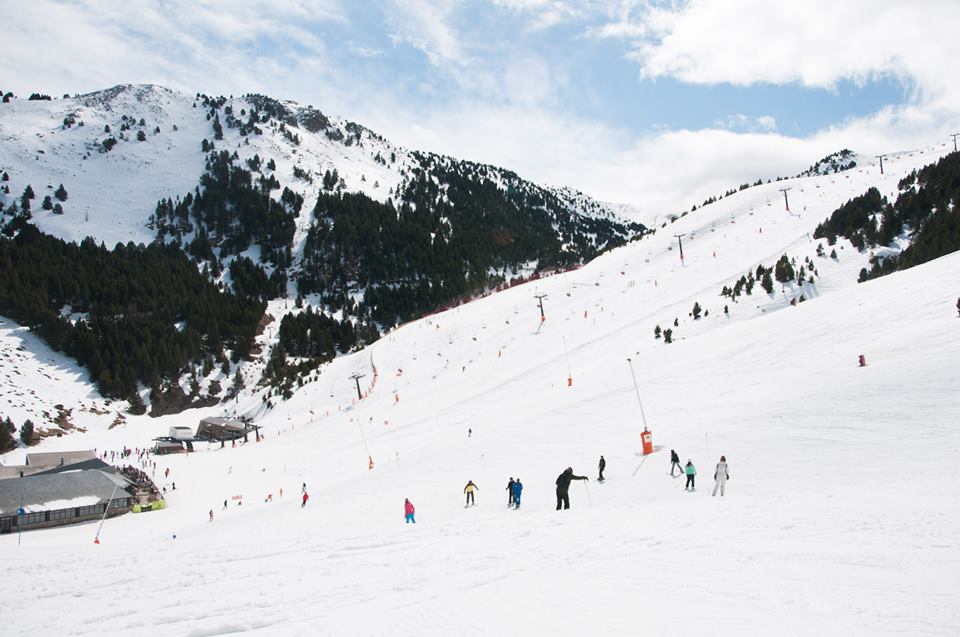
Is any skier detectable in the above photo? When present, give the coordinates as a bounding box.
[956,297,960,317]
[404,498,416,524]
[468,428,472,438]
[684,460,696,491]
[301,491,309,508]
[670,449,682,476]
[712,455,730,497]
[464,480,478,506]
[506,477,516,507]
[555,467,588,510]
[222,499,227,510]
[598,455,606,481]
[208,510,214,522]
[512,478,523,509]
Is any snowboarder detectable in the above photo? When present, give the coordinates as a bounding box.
[404,498,416,524]
[712,456,730,497]
[670,449,682,476]
[598,455,606,481]
[512,478,523,509]
[684,460,696,491]
[301,492,309,508]
[555,467,588,510]
[506,477,516,507]
[464,480,478,506]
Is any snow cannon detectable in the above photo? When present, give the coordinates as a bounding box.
[641,428,653,455]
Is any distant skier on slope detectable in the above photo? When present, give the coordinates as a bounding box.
[555,467,588,510]
[670,449,682,476]
[684,460,696,491]
[511,479,523,509]
[712,456,730,497]
[598,455,606,481]
[301,491,309,508]
[464,480,478,506]
[404,498,416,524]
[956,297,960,317]
[506,477,516,507]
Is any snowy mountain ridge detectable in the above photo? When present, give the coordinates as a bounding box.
[0,83,635,249]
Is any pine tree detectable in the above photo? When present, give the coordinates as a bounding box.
[20,419,34,445]
[692,302,702,319]
[23,185,35,200]
[663,328,673,344]
[0,418,13,451]
[41,195,53,210]
[654,325,661,339]
[54,184,68,201]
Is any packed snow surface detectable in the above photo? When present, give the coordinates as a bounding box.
[2,138,960,635]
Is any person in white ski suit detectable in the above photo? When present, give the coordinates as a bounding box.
[712,456,729,496]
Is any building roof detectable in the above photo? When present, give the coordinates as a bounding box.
[200,416,246,429]
[25,450,97,468]
[0,470,131,514]
[32,458,113,476]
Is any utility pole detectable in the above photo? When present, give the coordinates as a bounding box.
[778,187,792,212]
[673,233,686,266]
[534,294,548,322]
[952,133,959,152]
[876,154,888,175]
[349,373,365,401]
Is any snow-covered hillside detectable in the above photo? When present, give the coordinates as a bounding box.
[2,134,958,635]
[0,84,629,248]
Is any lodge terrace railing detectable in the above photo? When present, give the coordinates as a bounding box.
[0,496,133,533]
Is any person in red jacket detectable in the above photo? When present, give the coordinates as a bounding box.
[301,491,309,508]
[404,498,416,524]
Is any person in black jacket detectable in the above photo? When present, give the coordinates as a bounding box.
[670,449,682,476]
[598,455,606,481]
[506,477,515,507]
[555,467,588,510]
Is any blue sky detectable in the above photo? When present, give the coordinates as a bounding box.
[2,0,956,215]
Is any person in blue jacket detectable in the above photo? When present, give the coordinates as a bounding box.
[511,478,523,509]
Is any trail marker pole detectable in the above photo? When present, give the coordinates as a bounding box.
[563,337,573,386]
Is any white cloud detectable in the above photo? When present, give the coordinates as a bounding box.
[714,113,777,133]
[624,0,960,106]
[385,0,465,67]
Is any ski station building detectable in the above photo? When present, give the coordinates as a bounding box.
[0,465,134,534]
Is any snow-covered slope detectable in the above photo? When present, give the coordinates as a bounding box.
[1,135,958,634]
[0,84,630,248]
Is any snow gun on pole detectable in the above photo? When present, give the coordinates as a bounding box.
[626,358,649,429]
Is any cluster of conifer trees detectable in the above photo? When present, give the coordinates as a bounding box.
[813,152,960,281]
[0,218,264,405]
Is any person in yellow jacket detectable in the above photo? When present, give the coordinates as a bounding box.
[464,480,479,507]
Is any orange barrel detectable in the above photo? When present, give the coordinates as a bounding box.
[641,428,653,455]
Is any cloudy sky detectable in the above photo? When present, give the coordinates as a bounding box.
[3,0,957,217]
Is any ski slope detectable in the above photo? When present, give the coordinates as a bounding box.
[2,144,959,635]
